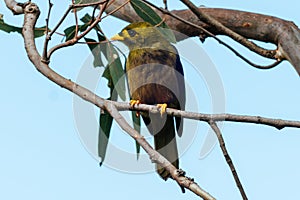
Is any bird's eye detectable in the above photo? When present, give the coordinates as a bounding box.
[127,29,137,37]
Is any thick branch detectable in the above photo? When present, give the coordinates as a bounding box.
[105,1,300,75]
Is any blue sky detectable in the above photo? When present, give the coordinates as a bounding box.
[1,1,300,199]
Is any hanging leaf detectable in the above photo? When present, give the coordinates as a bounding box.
[98,66,118,166]
[132,111,141,159]
[105,43,126,101]
[130,0,176,43]
[64,25,76,41]
[64,22,89,41]
[0,14,46,38]
[98,110,113,166]
[84,37,105,67]
[80,13,102,31]
[80,13,92,23]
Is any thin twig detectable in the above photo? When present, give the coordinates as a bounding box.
[72,0,79,37]
[112,101,300,130]
[179,0,277,59]
[209,121,248,200]
[142,0,282,70]
[47,0,107,41]
[42,0,53,62]
[102,0,130,20]
[47,1,109,59]
[77,41,109,45]
[72,0,109,9]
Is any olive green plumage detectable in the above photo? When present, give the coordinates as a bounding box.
[112,22,186,180]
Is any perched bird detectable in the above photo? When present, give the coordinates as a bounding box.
[111,22,186,180]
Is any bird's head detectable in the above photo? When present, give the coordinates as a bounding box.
[111,22,168,50]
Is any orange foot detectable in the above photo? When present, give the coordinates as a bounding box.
[157,103,167,116]
[130,100,141,117]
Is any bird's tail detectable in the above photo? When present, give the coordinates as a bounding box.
[154,115,179,180]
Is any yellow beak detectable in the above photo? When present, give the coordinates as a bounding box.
[110,34,124,41]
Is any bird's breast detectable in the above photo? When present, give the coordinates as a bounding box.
[126,49,180,106]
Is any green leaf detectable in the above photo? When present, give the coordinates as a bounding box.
[130,0,176,43]
[102,63,111,80]
[0,14,46,38]
[130,0,162,26]
[106,43,126,101]
[33,26,48,38]
[64,23,89,41]
[64,14,102,41]
[97,32,106,42]
[132,112,141,159]
[80,13,92,23]
[98,111,113,166]
[98,74,118,166]
[80,13,101,31]
[102,63,114,91]
[64,25,76,41]
[84,37,104,67]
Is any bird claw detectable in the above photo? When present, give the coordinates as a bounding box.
[130,100,141,117]
[157,103,167,116]
[130,100,140,107]
[176,169,186,177]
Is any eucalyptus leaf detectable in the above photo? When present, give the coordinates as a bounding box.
[84,37,104,67]
[64,23,89,41]
[98,111,113,166]
[130,0,176,43]
[98,75,118,166]
[80,13,102,31]
[64,25,76,41]
[132,111,141,159]
[106,43,126,101]
[0,14,46,38]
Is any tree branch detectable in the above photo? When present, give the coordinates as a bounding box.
[105,1,300,75]
[179,0,275,59]
[114,102,300,130]
[209,121,248,200]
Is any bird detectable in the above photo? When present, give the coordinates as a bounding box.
[111,22,186,180]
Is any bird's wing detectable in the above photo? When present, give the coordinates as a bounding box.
[173,45,186,137]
